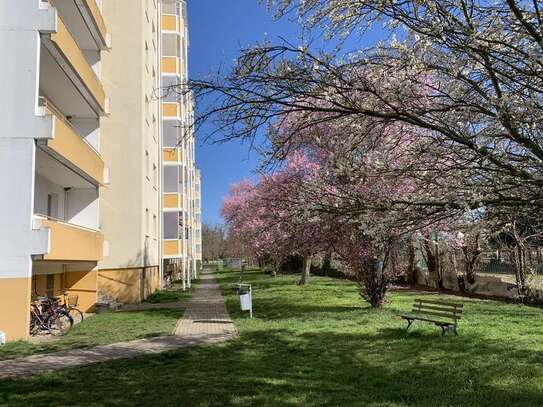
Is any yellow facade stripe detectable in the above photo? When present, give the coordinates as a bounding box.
[84,0,108,44]
[161,56,178,74]
[51,16,106,112]
[161,15,178,31]
[163,240,180,256]
[41,218,104,262]
[163,148,179,162]
[163,193,180,208]
[0,277,31,341]
[162,103,179,117]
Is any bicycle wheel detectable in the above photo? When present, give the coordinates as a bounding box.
[29,312,40,336]
[68,307,84,324]
[48,312,73,336]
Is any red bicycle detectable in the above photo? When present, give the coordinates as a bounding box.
[30,297,73,336]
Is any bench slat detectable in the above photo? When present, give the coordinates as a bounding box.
[414,303,463,314]
[410,309,460,321]
[401,314,456,325]
[415,299,463,308]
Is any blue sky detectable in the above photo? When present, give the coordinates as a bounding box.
[187,1,387,226]
[187,0,301,226]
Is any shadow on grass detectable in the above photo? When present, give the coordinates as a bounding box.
[1,327,542,407]
[2,270,542,406]
[0,308,183,361]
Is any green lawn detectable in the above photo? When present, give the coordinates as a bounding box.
[0,284,195,361]
[1,269,543,406]
[144,280,198,303]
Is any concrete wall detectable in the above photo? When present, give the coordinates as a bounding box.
[0,3,56,341]
[99,0,161,274]
[97,266,160,304]
[415,268,520,300]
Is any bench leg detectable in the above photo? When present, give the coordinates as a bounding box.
[453,326,458,336]
[406,319,414,331]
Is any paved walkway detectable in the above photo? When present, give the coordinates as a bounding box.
[0,272,237,379]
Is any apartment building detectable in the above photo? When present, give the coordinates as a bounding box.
[0,0,201,343]
[0,0,109,341]
[96,0,162,304]
[161,0,202,288]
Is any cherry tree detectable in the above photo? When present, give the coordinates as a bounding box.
[221,152,331,284]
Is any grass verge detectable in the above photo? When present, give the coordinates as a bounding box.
[0,283,197,360]
[1,269,542,406]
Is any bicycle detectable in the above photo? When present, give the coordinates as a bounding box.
[57,291,85,325]
[30,297,73,336]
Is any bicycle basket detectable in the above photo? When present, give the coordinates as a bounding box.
[67,295,79,307]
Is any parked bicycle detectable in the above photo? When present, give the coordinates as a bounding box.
[30,297,73,336]
[57,291,84,325]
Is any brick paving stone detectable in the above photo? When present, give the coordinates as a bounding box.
[0,272,236,379]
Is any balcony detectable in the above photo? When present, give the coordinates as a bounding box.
[163,240,183,257]
[162,15,178,32]
[41,14,108,116]
[37,98,105,186]
[33,215,104,262]
[45,0,109,49]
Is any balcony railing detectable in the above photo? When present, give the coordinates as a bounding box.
[79,0,109,48]
[162,102,179,118]
[163,148,179,162]
[41,14,107,115]
[161,15,178,31]
[38,98,105,186]
[34,215,104,262]
[163,239,183,257]
[163,193,181,209]
[162,57,179,75]
[44,0,109,49]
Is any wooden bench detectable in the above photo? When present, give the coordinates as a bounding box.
[401,299,463,335]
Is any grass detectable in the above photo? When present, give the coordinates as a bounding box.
[144,280,197,303]
[1,269,543,406]
[0,309,183,361]
[0,283,196,361]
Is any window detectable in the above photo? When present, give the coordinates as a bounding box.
[153,214,157,237]
[153,163,157,189]
[162,121,179,147]
[145,150,150,180]
[163,166,178,192]
[162,76,181,103]
[163,212,178,239]
[162,33,180,57]
[163,0,177,14]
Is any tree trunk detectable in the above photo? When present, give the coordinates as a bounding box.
[271,260,279,277]
[298,255,312,286]
[359,256,389,308]
[407,238,416,285]
[322,252,332,277]
[422,235,444,289]
[512,244,528,298]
